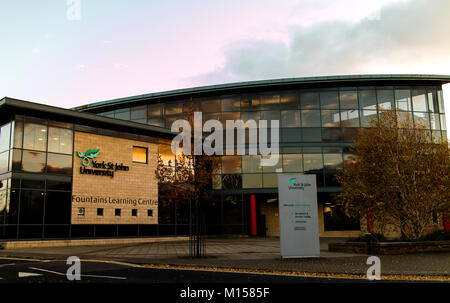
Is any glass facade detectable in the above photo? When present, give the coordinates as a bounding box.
[96,84,447,234]
[0,81,447,239]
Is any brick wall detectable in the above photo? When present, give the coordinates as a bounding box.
[71,132,158,224]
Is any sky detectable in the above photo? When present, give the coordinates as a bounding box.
[0,0,449,134]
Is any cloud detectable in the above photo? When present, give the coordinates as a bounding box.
[189,0,450,86]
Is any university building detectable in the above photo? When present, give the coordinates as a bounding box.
[0,74,448,240]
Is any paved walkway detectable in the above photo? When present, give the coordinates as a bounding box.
[0,237,448,278]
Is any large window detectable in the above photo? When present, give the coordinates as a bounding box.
[23,123,47,151]
[48,127,73,154]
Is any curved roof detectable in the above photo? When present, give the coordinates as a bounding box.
[75,74,450,112]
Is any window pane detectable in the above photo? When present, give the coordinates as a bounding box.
[23,123,47,151]
[221,112,240,127]
[222,174,242,189]
[300,92,319,109]
[114,109,130,120]
[45,191,71,224]
[395,89,412,111]
[11,148,21,171]
[377,89,394,110]
[397,112,413,128]
[222,156,241,173]
[201,98,221,112]
[0,151,8,174]
[242,155,262,173]
[413,112,430,129]
[131,105,147,121]
[339,91,358,109]
[48,127,73,154]
[261,155,282,173]
[21,150,45,173]
[46,153,72,175]
[260,93,280,110]
[320,91,339,109]
[240,96,260,111]
[133,146,147,163]
[148,118,164,127]
[322,128,342,141]
[221,95,241,112]
[441,114,446,130]
[283,154,302,172]
[301,110,321,127]
[323,152,343,171]
[148,104,164,118]
[340,109,359,127]
[303,153,323,172]
[13,120,23,148]
[263,174,278,188]
[165,102,183,116]
[360,109,377,127]
[0,123,11,152]
[437,89,445,113]
[430,113,441,130]
[260,110,280,122]
[411,89,428,112]
[342,128,359,142]
[427,89,438,113]
[301,128,322,141]
[359,90,376,109]
[281,128,301,143]
[159,144,175,166]
[165,115,184,129]
[240,111,260,124]
[19,189,44,224]
[280,92,298,108]
[321,109,340,127]
[281,110,300,127]
[242,174,262,188]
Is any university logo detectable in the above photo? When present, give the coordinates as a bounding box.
[77,149,100,166]
[286,177,296,184]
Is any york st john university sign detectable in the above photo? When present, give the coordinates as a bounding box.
[171,112,280,166]
[76,148,130,178]
[278,173,320,258]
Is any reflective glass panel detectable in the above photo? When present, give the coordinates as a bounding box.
[430,113,441,130]
[281,110,300,127]
[411,89,428,112]
[133,146,147,163]
[339,91,358,109]
[131,106,147,121]
[300,92,320,109]
[395,89,412,111]
[13,120,23,148]
[164,102,183,116]
[360,109,377,127]
[280,92,298,109]
[222,156,241,173]
[260,93,280,110]
[359,90,377,109]
[282,154,302,172]
[263,174,278,188]
[48,127,73,154]
[437,90,445,113]
[0,123,11,152]
[413,112,430,129]
[242,155,262,173]
[320,91,339,109]
[23,123,47,151]
[0,151,8,174]
[148,104,164,118]
[242,174,262,189]
[261,155,282,173]
[301,110,321,127]
[240,96,260,111]
[322,128,342,141]
[221,96,241,112]
[19,189,44,224]
[159,144,175,166]
[340,109,359,127]
[46,153,72,175]
[377,89,395,110]
[301,128,322,141]
[321,110,341,127]
[114,109,130,120]
[281,128,301,142]
[323,152,343,171]
[303,153,323,172]
[201,98,221,112]
[222,112,240,128]
[21,150,45,172]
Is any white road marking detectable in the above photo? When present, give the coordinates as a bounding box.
[18,272,43,278]
[29,267,127,280]
[0,263,16,268]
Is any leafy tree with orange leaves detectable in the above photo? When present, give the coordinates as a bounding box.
[336,110,450,240]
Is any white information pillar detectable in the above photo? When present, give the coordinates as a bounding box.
[278,173,320,258]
